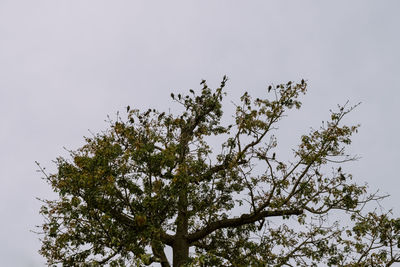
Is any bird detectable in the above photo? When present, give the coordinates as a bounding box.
[158,112,165,121]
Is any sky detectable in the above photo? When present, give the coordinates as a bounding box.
[1,1,399,266]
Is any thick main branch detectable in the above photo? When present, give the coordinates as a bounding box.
[188,208,303,244]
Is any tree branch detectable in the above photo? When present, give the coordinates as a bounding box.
[188,208,303,244]
[151,240,171,267]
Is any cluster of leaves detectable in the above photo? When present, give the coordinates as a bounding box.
[37,77,400,266]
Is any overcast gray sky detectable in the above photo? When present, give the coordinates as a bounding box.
[1,1,399,266]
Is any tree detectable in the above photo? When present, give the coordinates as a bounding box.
[37,77,400,266]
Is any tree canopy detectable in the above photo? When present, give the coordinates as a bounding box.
[37,77,400,266]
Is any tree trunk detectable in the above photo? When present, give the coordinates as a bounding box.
[173,181,189,266]
[173,236,189,267]
[174,132,190,266]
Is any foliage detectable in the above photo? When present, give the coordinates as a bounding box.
[37,77,400,266]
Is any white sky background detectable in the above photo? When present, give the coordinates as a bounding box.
[1,1,399,266]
